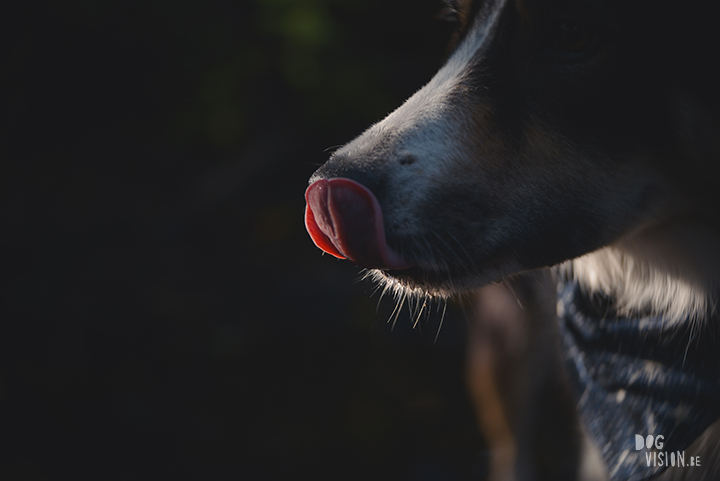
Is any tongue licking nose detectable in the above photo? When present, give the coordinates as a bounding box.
[304,178,414,270]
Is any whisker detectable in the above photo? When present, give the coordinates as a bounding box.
[375,284,387,314]
[434,299,449,344]
[413,297,428,329]
[390,291,408,331]
[503,278,524,310]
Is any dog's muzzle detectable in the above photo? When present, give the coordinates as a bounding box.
[304,178,414,270]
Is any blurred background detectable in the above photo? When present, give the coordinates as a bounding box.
[2,1,486,479]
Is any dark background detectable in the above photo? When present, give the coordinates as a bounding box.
[2,1,486,479]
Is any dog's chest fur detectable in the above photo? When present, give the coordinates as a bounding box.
[556,219,720,480]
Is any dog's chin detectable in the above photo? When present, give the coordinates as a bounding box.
[366,262,511,298]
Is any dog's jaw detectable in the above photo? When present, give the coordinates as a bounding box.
[364,256,527,299]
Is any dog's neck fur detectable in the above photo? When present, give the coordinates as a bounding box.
[561,217,720,326]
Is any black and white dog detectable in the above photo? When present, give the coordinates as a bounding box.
[305,1,720,479]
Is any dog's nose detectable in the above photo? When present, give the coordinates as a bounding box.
[304,178,414,270]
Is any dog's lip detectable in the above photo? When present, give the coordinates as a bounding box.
[304,178,415,270]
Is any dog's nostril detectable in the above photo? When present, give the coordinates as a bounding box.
[399,155,417,166]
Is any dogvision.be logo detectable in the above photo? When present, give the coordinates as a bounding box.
[635,434,701,468]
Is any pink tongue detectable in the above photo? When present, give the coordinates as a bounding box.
[304,178,413,270]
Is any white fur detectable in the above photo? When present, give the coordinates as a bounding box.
[562,219,720,326]
[335,0,507,216]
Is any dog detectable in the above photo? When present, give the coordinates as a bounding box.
[304,1,720,479]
